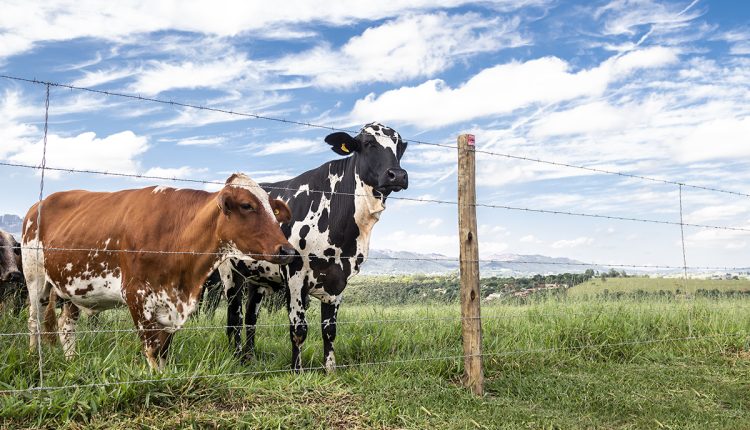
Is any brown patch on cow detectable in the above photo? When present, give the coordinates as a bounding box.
[73,284,95,296]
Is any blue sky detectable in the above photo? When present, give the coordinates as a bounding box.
[0,0,748,269]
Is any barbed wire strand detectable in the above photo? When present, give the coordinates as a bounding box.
[0,74,747,200]
[4,303,750,339]
[1,161,749,233]
[0,332,742,395]
[1,244,748,271]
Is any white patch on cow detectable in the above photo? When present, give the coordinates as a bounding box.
[324,349,336,372]
[294,184,310,197]
[227,173,274,218]
[59,270,125,311]
[152,186,172,193]
[218,259,235,296]
[21,237,49,351]
[363,123,400,159]
[309,287,339,304]
[142,290,196,333]
[351,171,385,273]
[64,263,73,271]
[220,240,247,260]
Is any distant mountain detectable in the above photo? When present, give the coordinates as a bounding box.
[0,214,22,237]
[361,249,609,276]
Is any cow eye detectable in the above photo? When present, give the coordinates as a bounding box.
[239,203,255,211]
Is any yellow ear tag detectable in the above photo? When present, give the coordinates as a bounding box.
[274,209,280,215]
[341,143,349,153]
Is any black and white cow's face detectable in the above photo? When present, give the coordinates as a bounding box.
[0,230,22,284]
[324,122,408,195]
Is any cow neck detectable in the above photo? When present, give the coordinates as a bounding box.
[169,197,223,300]
[348,154,385,263]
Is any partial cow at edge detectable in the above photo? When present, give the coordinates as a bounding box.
[207,122,408,372]
[0,229,25,314]
[22,173,295,370]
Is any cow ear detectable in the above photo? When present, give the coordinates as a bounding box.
[325,132,360,156]
[397,140,408,159]
[217,188,233,216]
[270,198,292,223]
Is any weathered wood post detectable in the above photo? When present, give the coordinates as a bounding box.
[457,133,484,396]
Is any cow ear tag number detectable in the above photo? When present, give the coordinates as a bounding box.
[341,143,349,153]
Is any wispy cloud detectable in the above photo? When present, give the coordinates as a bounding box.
[349,47,678,127]
[267,12,528,88]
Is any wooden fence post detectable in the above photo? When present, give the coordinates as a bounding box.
[457,133,484,396]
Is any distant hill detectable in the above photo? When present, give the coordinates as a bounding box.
[0,214,22,237]
[362,249,609,276]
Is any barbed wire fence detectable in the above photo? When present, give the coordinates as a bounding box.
[0,74,748,396]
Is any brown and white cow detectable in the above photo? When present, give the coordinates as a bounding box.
[22,173,295,369]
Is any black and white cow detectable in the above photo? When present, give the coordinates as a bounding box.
[0,229,25,313]
[213,122,408,371]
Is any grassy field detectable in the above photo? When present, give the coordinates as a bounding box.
[2,296,750,428]
[569,277,750,297]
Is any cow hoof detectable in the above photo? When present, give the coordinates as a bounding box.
[239,351,255,364]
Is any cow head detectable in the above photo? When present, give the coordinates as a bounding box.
[216,174,296,265]
[325,122,408,196]
[0,230,23,284]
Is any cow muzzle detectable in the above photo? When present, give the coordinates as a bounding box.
[378,168,408,192]
[271,245,297,265]
[2,270,23,284]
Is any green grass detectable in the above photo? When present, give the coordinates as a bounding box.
[2,297,750,428]
[570,277,750,296]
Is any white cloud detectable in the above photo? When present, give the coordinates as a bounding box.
[551,236,594,249]
[685,205,749,224]
[249,139,328,156]
[142,166,205,179]
[519,234,541,243]
[418,218,444,229]
[172,136,226,146]
[0,0,546,59]
[594,0,703,37]
[70,66,139,88]
[349,47,678,127]
[8,131,149,179]
[268,13,527,88]
[128,55,260,96]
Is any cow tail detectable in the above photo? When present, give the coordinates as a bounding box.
[42,289,58,344]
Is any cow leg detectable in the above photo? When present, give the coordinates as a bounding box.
[58,300,80,359]
[24,259,52,353]
[124,287,171,371]
[157,331,174,370]
[241,286,265,361]
[287,276,308,372]
[226,280,244,358]
[134,319,171,371]
[321,296,342,373]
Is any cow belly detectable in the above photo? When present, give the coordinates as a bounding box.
[58,272,126,311]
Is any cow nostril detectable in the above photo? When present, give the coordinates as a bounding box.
[387,170,397,181]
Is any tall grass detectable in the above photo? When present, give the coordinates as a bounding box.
[1,296,750,428]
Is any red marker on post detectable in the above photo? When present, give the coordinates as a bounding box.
[467,134,475,146]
